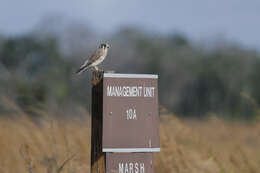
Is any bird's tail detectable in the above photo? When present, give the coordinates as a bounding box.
[76,65,90,75]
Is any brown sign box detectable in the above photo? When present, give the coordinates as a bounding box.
[103,73,160,152]
[106,153,154,173]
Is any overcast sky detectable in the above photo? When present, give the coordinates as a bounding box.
[1,0,260,49]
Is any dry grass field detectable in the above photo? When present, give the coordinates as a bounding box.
[0,105,260,173]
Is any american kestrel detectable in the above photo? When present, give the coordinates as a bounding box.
[76,43,110,74]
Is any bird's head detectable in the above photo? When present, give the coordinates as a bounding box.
[100,43,110,49]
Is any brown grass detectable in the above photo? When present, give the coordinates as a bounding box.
[0,106,260,173]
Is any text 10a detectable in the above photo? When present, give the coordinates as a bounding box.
[126,108,137,120]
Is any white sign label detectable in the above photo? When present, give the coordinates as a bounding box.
[107,86,155,98]
[119,162,145,173]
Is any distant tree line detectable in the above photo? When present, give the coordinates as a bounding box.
[0,24,260,120]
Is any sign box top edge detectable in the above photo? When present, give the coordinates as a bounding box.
[104,73,158,79]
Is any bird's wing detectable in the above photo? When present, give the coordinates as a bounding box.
[85,48,104,67]
[75,48,104,74]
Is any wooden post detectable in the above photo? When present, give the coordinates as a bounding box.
[91,71,105,173]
